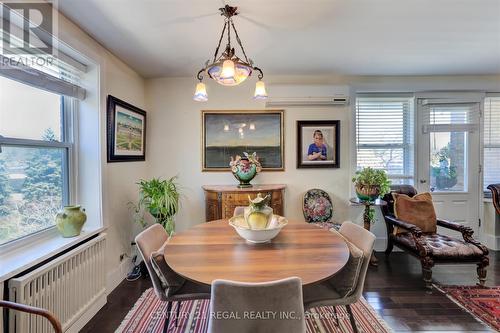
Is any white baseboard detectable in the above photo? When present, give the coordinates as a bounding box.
[480,233,500,251]
[374,238,387,252]
[66,292,107,333]
[373,237,403,253]
[106,257,133,292]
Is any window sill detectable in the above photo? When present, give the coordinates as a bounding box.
[0,226,105,282]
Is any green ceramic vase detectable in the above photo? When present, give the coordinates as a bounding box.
[55,205,87,237]
[232,157,258,188]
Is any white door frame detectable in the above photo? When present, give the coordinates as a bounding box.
[415,92,484,233]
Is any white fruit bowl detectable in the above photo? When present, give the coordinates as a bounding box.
[229,214,288,243]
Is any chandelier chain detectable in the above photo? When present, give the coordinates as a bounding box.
[212,21,228,63]
[230,19,250,64]
[227,18,231,50]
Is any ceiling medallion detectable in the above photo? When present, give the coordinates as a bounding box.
[193,5,267,102]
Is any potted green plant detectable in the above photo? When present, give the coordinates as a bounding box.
[130,176,180,236]
[352,167,391,202]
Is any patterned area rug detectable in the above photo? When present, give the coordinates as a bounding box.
[435,285,500,332]
[116,288,392,333]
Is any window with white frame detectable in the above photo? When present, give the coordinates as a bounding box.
[355,95,415,184]
[0,9,86,245]
[483,96,500,193]
[0,77,77,245]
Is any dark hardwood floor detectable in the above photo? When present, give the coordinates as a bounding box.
[82,251,499,333]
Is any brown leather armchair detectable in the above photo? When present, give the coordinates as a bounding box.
[381,185,489,289]
[487,184,500,215]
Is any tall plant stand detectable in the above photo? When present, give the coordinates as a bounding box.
[349,198,387,267]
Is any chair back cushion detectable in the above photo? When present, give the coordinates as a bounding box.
[381,185,418,217]
[303,189,333,223]
[338,222,375,300]
[151,245,185,297]
[327,229,364,297]
[135,224,184,301]
[393,192,437,234]
[207,277,306,333]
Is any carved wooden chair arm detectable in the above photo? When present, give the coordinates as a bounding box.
[437,219,473,235]
[385,215,423,237]
[0,300,62,333]
[437,219,488,254]
[384,215,433,257]
[487,183,500,215]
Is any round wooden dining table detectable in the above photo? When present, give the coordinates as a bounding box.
[163,219,350,286]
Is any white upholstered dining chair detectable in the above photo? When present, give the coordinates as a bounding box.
[302,221,375,333]
[207,277,306,333]
[135,224,210,333]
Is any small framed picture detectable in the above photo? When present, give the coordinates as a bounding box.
[107,95,147,162]
[297,120,340,168]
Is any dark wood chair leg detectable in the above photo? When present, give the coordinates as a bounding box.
[163,301,172,333]
[345,304,359,333]
[421,258,434,290]
[385,237,394,256]
[175,301,181,327]
[477,256,489,286]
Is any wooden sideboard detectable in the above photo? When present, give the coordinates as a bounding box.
[202,184,286,221]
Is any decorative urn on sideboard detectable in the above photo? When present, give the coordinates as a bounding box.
[55,205,87,237]
[229,152,262,188]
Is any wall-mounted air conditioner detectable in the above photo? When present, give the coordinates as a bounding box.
[265,85,350,107]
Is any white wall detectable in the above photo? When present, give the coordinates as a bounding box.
[146,75,500,251]
[145,77,368,240]
[50,8,500,293]
[56,13,148,290]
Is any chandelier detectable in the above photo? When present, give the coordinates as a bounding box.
[193,5,267,102]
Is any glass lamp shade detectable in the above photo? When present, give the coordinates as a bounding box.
[193,82,208,102]
[220,60,235,80]
[253,80,268,100]
[207,59,253,86]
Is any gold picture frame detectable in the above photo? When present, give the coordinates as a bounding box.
[201,110,284,171]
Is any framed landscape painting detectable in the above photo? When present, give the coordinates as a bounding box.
[297,120,340,168]
[107,95,147,162]
[202,110,284,171]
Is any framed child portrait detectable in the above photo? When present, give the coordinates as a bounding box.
[297,120,340,168]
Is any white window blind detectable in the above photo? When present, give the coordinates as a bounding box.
[484,97,500,191]
[421,100,480,134]
[0,3,86,99]
[355,96,414,184]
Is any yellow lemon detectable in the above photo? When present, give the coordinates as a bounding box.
[247,212,268,229]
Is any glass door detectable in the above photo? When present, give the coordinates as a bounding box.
[416,96,482,233]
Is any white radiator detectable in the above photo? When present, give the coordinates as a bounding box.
[8,234,107,333]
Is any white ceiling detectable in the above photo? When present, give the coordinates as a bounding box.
[58,0,500,78]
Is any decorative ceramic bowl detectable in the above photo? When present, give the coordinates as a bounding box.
[355,184,380,202]
[229,214,288,243]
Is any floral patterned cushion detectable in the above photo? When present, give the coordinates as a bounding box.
[303,189,333,223]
